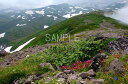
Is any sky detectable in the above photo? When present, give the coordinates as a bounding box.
[0,0,123,9]
[106,5,128,24]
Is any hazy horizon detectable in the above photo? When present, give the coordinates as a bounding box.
[0,0,126,10]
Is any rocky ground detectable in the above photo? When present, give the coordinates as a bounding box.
[0,22,128,84]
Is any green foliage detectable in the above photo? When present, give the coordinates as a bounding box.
[0,54,45,84]
[96,55,128,84]
[35,78,64,84]
[96,72,128,84]
[42,38,114,66]
[11,11,128,51]
[0,37,114,84]
[11,12,107,50]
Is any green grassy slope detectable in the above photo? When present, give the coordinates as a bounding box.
[11,11,128,50]
[1,11,128,84]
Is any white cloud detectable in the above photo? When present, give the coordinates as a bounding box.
[0,0,125,9]
[106,5,128,24]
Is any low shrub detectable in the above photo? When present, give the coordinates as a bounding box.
[42,38,114,66]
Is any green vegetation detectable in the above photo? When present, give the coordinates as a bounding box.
[96,55,128,84]
[42,38,115,66]
[1,11,128,84]
[0,37,115,84]
[11,11,128,51]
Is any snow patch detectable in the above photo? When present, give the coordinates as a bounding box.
[75,6,81,9]
[63,11,83,18]
[44,25,49,29]
[32,17,36,19]
[69,7,73,9]
[0,46,4,51]
[53,16,58,20]
[47,15,52,17]
[63,14,71,18]
[22,16,26,19]
[106,8,110,10]
[0,33,6,38]
[4,46,12,53]
[91,8,95,11]
[17,15,21,18]
[25,10,34,15]
[12,37,36,53]
[16,24,27,27]
[35,10,45,15]
[71,9,76,12]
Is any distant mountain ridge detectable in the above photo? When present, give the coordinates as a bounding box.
[0,2,127,50]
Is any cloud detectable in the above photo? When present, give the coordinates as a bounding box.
[0,0,124,9]
[0,0,55,9]
[106,5,128,24]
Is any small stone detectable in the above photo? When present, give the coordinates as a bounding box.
[12,79,21,84]
[64,70,75,74]
[38,63,55,71]
[79,69,96,79]
[80,80,88,84]
[54,72,68,79]
[90,79,104,84]
[67,74,77,83]
[76,80,81,84]
[79,72,88,79]
[58,78,66,83]
[33,74,44,80]
[31,82,35,84]
[25,80,32,84]
[45,77,53,82]
[0,50,8,57]
[25,76,33,84]
[109,58,125,73]
[86,69,96,77]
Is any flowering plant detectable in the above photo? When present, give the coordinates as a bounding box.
[61,60,92,71]
[112,54,122,58]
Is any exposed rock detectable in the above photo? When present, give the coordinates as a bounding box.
[38,63,55,71]
[58,78,66,83]
[79,72,88,79]
[84,19,94,24]
[91,53,106,71]
[109,58,125,74]
[0,50,8,57]
[86,69,96,77]
[25,76,33,84]
[12,79,22,84]
[79,69,96,79]
[100,21,116,29]
[107,38,128,54]
[94,34,108,41]
[80,80,88,84]
[25,79,32,84]
[90,79,104,84]
[67,74,77,83]
[0,44,55,67]
[54,72,68,79]
[33,74,44,80]
[45,77,53,82]
[64,70,75,74]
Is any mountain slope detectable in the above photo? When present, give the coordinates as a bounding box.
[10,11,128,51]
[0,10,128,84]
[0,2,127,48]
[0,3,94,48]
